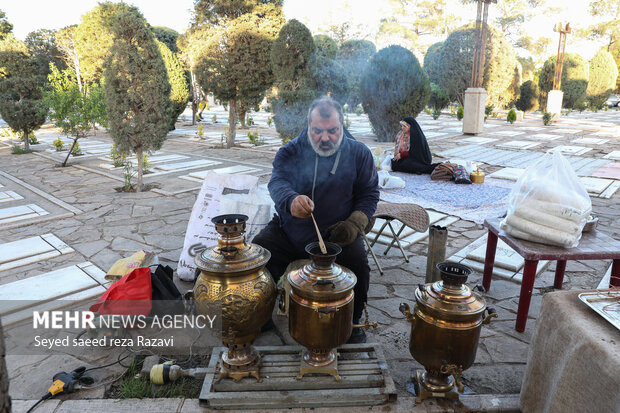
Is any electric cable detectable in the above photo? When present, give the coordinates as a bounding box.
[26,394,50,413]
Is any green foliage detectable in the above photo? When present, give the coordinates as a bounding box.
[271,19,316,140]
[196,123,204,138]
[0,34,48,151]
[247,130,264,145]
[157,41,189,131]
[423,42,443,85]
[538,54,589,109]
[122,161,135,191]
[485,104,494,117]
[542,112,551,126]
[313,35,338,59]
[53,137,64,151]
[0,9,12,40]
[212,114,217,123]
[587,49,619,109]
[456,105,463,120]
[192,0,283,26]
[309,55,350,105]
[11,145,32,154]
[25,29,66,77]
[509,62,523,107]
[29,134,39,144]
[515,80,539,113]
[335,39,376,109]
[360,45,430,142]
[104,5,172,192]
[152,26,179,53]
[267,116,272,126]
[432,25,519,107]
[195,11,283,147]
[428,82,449,111]
[71,140,82,155]
[110,144,126,167]
[432,108,441,120]
[507,108,517,123]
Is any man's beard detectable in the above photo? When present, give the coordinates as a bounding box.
[308,131,344,157]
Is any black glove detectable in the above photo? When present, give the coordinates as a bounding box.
[327,211,369,247]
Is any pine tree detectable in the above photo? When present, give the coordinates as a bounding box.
[587,48,619,109]
[104,6,171,192]
[157,40,189,130]
[0,35,48,151]
[538,54,589,110]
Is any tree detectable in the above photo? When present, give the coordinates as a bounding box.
[25,29,66,78]
[494,0,545,48]
[428,82,450,110]
[336,39,376,109]
[309,55,350,105]
[157,41,189,130]
[361,45,430,142]
[0,9,12,40]
[433,25,519,107]
[587,48,619,109]
[423,41,443,85]
[0,35,48,151]
[192,0,283,26]
[313,35,338,59]
[44,63,107,166]
[152,26,179,53]
[104,6,171,192]
[195,11,282,147]
[515,80,539,112]
[56,26,83,92]
[538,54,589,109]
[585,0,619,51]
[270,19,316,140]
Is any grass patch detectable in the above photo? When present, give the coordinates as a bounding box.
[11,145,33,154]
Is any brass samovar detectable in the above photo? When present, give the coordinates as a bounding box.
[287,242,357,381]
[193,214,276,382]
[400,262,497,402]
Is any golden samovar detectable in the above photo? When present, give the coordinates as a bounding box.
[193,214,276,382]
[400,262,497,402]
[287,242,357,381]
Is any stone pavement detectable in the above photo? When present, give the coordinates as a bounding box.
[1,106,619,412]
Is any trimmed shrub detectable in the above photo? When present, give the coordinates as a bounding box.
[336,39,376,109]
[538,53,589,110]
[587,49,618,110]
[542,112,551,125]
[157,40,189,131]
[456,105,463,120]
[360,45,430,142]
[313,34,338,59]
[515,80,539,113]
[309,55,350,105]
[428,82,450,111]
[507,108,516,123]
[423,42,443,85]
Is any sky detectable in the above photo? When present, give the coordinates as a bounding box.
[1,0,606,60]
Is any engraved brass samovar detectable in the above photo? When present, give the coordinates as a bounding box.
[287,242,356,381]
[193,214,276,382]
[400,262,497,402]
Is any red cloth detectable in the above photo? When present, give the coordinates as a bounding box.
[90,267,152,315]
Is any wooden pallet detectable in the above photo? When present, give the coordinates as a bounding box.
[199,343,397,409]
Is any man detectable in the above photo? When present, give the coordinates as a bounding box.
[253,96,379,343]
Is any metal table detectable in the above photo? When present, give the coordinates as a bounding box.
[482,217,620,331]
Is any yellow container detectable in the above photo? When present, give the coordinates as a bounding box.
[470,169,485,184]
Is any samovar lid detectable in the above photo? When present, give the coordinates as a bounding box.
[194,214,271,274]
[288,242,357,296]
[415,263,486,316]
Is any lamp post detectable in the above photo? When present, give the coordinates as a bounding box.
[547,23,571,117]
[463,0,497,135]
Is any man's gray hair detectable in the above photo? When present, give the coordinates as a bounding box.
[307,96,344,125]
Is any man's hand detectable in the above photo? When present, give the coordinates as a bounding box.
[291,195,314,218]
[327,211,369,247]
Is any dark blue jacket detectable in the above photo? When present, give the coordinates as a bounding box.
[268,127,379,252]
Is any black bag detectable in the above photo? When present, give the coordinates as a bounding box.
[150,265,185,316]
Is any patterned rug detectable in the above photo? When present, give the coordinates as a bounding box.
[379,172,513,224]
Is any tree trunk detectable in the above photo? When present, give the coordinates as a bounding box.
[0,319,12,413]
[191,70,198,126]
[228,98,236,149]
[23,130,30,151]
[62,138,78,167]
[239,108,247,129]
[136,149,143,193]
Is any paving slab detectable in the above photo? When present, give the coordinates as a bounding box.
[0,233,73,272]
[497,140,540,149]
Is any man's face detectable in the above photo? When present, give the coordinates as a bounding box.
[308,107,343,157]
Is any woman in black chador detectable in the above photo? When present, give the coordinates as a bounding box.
[391,116,439,174]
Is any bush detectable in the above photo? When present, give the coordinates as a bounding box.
[360,45,430,141]
[507,108,516,123]
[336,39,376,109]
[423,42,443,85]
[538,53,589,109]
[428,82,450,111]
[71,141,82,155]
[53,137,64,151]
[485,105,494,118]
[11,145,33,154]
[432,108,441,120]
[157,40,189,131]
[542,112,551,125]
[587,49,618,110]
[515,80,539,113]
[309,55,350,105]
[313,35,338,59]
[456,105,463,120]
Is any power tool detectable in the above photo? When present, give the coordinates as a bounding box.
[27,367,94,413]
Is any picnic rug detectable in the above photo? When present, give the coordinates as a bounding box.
[379,172,513,224]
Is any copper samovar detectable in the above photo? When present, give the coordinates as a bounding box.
[400,262,497,402]
[193,214,276,382]
[287,242,357,381]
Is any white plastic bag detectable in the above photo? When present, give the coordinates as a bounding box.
[377,170,406,189]
[380,153,393,171]
[501,149,591,248]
